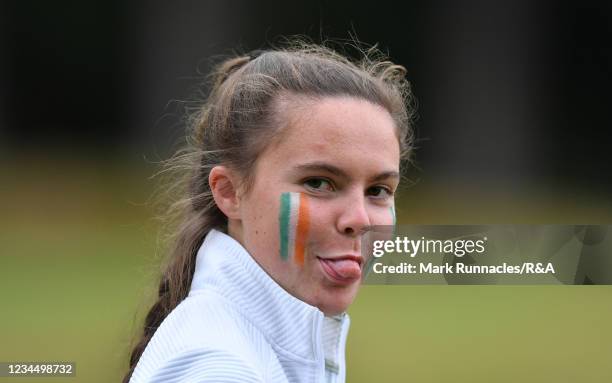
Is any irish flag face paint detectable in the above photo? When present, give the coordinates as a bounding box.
[279,192,310,265]
[390,206,396,226]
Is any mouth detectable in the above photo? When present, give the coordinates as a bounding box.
[317,255,363,285]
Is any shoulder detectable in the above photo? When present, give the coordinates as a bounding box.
[129,290,275,382]
[138,347,267,383]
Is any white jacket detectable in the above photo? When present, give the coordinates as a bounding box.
[129,229,351,383]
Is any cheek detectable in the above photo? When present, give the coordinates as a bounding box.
[243,192,279,251]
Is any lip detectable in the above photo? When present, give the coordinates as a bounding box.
[317,255,363,285]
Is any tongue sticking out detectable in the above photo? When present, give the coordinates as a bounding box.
[320,258,362,280]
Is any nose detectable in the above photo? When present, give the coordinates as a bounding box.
[336,190,371,236]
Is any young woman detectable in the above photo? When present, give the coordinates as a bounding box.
[124,41,414,383]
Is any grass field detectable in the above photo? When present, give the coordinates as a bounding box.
[1,158,610,382]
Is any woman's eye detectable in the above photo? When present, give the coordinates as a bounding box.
[304,178,334,192]
[367,186,393,198]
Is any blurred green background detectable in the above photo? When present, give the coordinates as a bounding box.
[1,157,610,382]
[2,1,611,382]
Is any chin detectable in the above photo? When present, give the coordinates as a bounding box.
[316,291,357,316]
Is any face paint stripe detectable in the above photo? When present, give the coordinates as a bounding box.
[288,192,299,260]
[279,192,291,260]
[294,193,310,266]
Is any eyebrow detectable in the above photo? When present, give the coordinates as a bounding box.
[293,161,400,183]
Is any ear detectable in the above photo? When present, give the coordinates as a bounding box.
[209,165,242,220]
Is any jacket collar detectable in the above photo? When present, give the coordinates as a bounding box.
[189,228,350,363]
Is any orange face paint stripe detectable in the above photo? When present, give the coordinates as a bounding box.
[294,193,310,266]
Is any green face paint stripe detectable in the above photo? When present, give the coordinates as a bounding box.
[279,192,291,260]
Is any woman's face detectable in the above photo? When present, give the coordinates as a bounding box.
[232,96,400,315]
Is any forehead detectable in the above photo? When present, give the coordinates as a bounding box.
[265,96,400,171]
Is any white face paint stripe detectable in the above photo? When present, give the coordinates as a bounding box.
[287,192,300,261]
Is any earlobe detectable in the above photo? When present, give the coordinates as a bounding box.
[209,166,242,219]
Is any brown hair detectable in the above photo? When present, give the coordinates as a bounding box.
[123,39,415,382]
